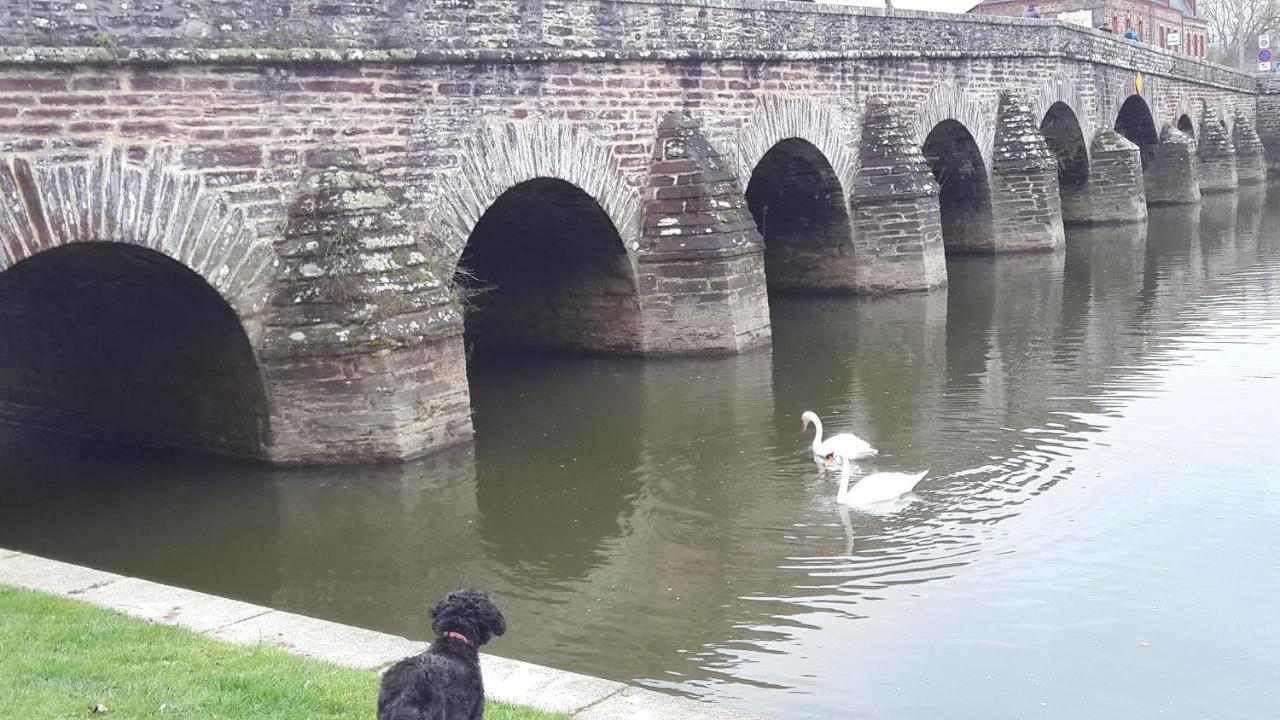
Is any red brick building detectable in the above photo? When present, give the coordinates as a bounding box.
[969,0,1208,59]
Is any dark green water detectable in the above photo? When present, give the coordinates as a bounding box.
[3,190,1279,719]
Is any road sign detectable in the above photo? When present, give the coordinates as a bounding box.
[1262,62,1273,72]
[1262,35,1272,48]
[1262,48,1274,62]
[1168,31,1181,46]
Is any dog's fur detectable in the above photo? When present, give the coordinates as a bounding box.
[377,589,507,720]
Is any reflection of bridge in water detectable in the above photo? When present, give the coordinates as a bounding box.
[0,0,1276,464]
[0,187,1273,704]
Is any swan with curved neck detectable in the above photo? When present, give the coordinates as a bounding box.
[836,454,928,506]
[801,410,876,462]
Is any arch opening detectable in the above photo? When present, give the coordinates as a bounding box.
[1040,102,1090,191]
[454,178,641,354]
[1177,114,1195,138]
[0,243,270,458]
[744,138,853,292]
[922,120,995,254]
[1115,96,1160,167]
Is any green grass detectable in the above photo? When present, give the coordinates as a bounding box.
[0,585,564,720]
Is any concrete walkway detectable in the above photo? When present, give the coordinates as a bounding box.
[0,549,760,720]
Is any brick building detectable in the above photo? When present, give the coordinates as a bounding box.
[969,0,1208,59]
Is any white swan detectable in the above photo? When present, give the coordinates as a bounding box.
[801,410,877,462]
[836,455,928,507]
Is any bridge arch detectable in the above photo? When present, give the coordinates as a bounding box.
[915,86,996,175]
[434,121,644,274]
[1177,113,1195,138]
[744,137,855,292]
[733,96,856,199]
[1040,101,1091,193]
[453,177,642,353]
[0,148,274,319]
[922,119,995,254]
[0,148,273,458]
[1114,95,1160,164]
[1030,74,1096,158]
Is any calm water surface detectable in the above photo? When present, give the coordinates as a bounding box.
[4,190,1280,718]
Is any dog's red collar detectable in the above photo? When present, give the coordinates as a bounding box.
[441,630,473,646]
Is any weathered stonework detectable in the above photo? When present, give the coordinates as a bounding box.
[1065,130,1148,225]
[260,149,469,464]
[1257,75,1280,178]
[0,0,1266,464]
[637,113,770,354]
[1231,109,1266,186]
[1196,106,1238,193]
[850,97,946,291]
[1144,127,1201,205]
[989,92,1065,252]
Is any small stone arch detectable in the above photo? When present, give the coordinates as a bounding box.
[914,85,996,175]
[1030,74,1097,160]
[0,146,274,322]
[1108,75,1163,132]
[732,95,857,199]
[433,120,644,274]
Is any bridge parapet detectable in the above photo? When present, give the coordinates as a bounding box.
[1,0,1252,92]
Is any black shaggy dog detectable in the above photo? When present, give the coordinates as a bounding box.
[377,589,507,720]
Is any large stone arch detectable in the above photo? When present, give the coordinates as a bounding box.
[433,120,645,274]
[914,85,996,175]
[732,95,858,200]
[0,147,275,324]
[0,147,274,459]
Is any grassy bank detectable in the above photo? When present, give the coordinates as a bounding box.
[0,585,564,719]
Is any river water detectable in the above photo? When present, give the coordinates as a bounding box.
[3,190,1280,719]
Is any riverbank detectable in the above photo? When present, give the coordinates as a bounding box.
[0,549,760,719]
[0,584,559,719]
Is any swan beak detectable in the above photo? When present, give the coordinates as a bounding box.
[825,453,834,462]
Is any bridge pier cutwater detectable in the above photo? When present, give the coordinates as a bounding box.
[0,0,1272,464]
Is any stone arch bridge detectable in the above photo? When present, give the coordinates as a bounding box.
[0,0,1270,464]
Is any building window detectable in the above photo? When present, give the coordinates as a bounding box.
[1113,17,1119,34]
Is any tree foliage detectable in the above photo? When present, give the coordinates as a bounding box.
[1201,0,1280,68]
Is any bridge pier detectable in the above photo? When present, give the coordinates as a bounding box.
[262,151,471,464]
[1144,127,1201,205]
[636,113,771,354]
[1062,130,1147,225]
[1232,110,1267,186]
[849,98,946,292]
[989,93,1064,252]
[1196,109,1238,193]
[1256,76,1280,179]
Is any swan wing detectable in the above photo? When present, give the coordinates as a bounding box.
[820,433,877,460]
[844,470,928,505]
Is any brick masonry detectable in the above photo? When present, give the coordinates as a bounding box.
[0,0,1269,463]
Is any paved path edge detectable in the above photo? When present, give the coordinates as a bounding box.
[0,549,762,720]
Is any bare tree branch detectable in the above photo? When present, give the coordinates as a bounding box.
[1201,0,1280,69]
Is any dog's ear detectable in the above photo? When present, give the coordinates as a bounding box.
[480,595,506,637]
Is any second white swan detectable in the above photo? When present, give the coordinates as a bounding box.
[836,455,928,507]
[801,410,876,461]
